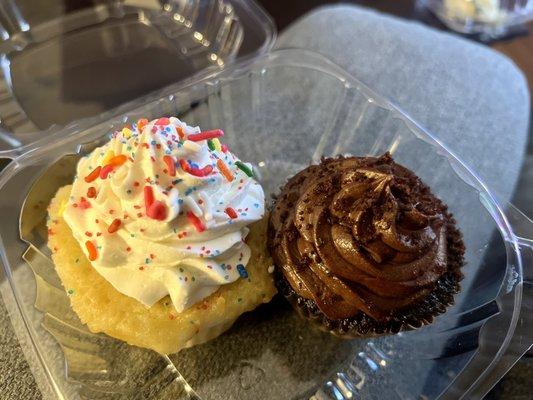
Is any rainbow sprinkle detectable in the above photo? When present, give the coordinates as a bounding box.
[187,211,205,232]
[235,161,253,177]
[217,159,233,182]
[187,129,224,142]
[85,241,98,261]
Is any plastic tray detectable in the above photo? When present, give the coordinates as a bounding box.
[0,48,531,400]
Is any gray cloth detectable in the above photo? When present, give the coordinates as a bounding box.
[0,299,42,399]
[276,5,530,201]
[0,5,530,400]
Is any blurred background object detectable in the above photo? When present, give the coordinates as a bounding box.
[423,0,533,38]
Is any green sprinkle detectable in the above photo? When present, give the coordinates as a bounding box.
[67,289,74,296]
[235,161,253,177]
[207,139,216,151]
[75,258,79,263]
[191,276,196,282]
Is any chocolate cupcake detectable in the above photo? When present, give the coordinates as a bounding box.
[267,153,464,337]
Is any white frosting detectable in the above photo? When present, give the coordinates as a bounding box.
[63,117,265,312]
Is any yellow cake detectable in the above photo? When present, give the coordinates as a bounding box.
[46,117,276,354]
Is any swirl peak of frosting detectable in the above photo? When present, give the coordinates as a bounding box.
[268,154,448,321]
[63,117,265,313]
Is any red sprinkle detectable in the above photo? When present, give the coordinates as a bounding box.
[163,155,176,176]
[187,211,205,232]
[179,159,189,172]
[85,241,97,261]
[155,117,170,125]
[87,186,97,198]
[108,219,121,233]
[100,164,114,179]
[79,197,91,210]
[147,201,167,220]
[187,129,224,142]
[126,247,131,252]
[84,166,101,183]
[225,207,238,219]
[221,144,229,153]
[190,165,213,177]
[144,186,154,213]
[85,231,92,237]
[180,159,213,177]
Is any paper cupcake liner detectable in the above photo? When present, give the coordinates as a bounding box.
[274,220,464,339]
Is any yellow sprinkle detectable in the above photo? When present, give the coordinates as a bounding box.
[183,140,201,153]
[212,138,222,152]
[122,127,133,139]
[58,200,67,217]
[102,150,115,165]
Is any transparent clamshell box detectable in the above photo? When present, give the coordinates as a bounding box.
[0,1,531,399]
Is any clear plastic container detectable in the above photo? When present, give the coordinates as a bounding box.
[423,0,533,38]
[0,48,531,400]
[0,0,275,157]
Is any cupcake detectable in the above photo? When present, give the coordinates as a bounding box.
[47,117,276,354]
[268,153,464,337]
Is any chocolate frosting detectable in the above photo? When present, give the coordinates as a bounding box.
[268,154,449,322]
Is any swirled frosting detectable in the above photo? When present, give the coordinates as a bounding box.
[268,154,448,322]
[63,117,264,313]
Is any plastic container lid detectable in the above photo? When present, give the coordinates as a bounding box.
[0,2,531,400]
[0,0,275,158]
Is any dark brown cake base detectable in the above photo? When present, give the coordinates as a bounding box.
[274,218,464,338]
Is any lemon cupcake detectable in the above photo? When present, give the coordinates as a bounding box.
[47,117,276,354]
